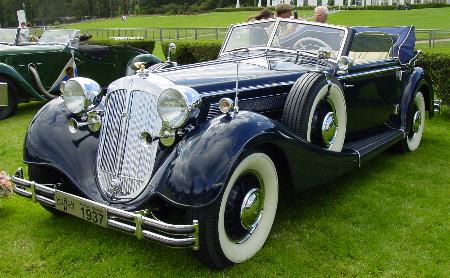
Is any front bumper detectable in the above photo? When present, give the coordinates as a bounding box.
[12,168,199,249]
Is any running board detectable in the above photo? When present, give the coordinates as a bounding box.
[344,129,405,167]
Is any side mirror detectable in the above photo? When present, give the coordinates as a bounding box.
[167,43,177,62]
[337,56,354,73]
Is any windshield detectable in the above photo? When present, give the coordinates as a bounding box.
[0,29,17,44]
[223,21,275,53]
[38,29,78,45]
[223,20,346,59]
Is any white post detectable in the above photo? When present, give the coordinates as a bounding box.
[388,0,392,5]
[310,0,317,6]
[258,0,262,7]
[323,0,329,5]
[236,0,240,8]
[297,0,304,5]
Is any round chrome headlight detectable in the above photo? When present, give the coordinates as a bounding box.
[157,86,200,129]
[62,77,101,114]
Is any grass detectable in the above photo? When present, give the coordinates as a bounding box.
[67,8,450,30]
[0,102,449,276]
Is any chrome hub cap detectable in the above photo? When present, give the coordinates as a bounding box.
[412,110,422,134]
[321,112,338,147]
[240,188,263,231]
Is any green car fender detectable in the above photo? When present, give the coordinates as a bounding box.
[125,54,162,75]
[0,62,46,100]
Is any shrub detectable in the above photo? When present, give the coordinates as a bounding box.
[418,49,450,105]
[87,38,156,54]
[161,40,222,65]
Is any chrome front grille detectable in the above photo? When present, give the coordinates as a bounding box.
[97,89,161,199]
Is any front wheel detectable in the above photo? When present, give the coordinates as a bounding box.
[189,152,279,269]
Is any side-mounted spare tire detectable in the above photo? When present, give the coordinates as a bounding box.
[282,72,347,152]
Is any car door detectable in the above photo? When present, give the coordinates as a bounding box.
[339,32,401,140]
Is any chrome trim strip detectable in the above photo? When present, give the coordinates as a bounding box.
[201,80,296,97]
[11,168,199,250]
[337,66,401,80]
[354,149,361,168]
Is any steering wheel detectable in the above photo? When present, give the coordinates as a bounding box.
[293,37,333,52]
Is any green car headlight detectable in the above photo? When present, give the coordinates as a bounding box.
[62,77,101,114]
[157,86,201,129]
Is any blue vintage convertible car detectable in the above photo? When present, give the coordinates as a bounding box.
[12,19,434,269]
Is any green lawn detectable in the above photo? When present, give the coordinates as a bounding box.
[0,103,449,276]
[68,8,450,30]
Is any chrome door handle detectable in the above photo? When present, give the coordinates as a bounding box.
[36,62,43,65]
[343,83,354,88]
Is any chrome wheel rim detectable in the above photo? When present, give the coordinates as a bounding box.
[311,98,338,149]
[224,172,264,243]
[321,111,338,147]
[412,110,422,134]
[240,188,263,231]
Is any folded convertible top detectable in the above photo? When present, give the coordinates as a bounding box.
[352,26,415,64]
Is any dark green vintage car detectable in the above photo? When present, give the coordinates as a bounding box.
[0,29,161,119]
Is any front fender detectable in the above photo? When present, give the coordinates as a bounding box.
[24,98,103,201]
[152,111,359,208]
[399,67,433,131]
[0,62,44,100]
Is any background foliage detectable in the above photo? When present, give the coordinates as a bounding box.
[0,0,253,27]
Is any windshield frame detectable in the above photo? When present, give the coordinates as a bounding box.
[219,19,349,62]
[37,29,79,46]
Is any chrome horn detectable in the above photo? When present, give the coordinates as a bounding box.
[68,118,88,134]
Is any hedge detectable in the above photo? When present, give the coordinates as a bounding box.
[87,38,156,54]
[161,40,223,65]
[162,40,449,105]
[418,49,450,105]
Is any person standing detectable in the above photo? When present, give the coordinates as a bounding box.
[248,8,275,21]
[314,6,329,23]
[19,22,29,42]
[276,3,294,19]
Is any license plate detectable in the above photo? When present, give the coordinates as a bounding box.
[55,191,107,227]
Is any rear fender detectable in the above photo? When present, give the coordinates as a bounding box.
[0,62,45,100]
[399,67,433,132]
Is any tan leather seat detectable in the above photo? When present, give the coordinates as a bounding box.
[349,51,390,64]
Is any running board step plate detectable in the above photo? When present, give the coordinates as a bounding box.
[344,129,405,167]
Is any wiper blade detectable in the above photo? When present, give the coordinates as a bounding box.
[222,47,250,56]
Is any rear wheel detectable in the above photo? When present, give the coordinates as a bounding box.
[0,77,18,120]
[188,152,278,269]
[398,91,426,153]
[28,164,66,216]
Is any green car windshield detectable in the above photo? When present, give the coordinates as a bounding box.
[223,20,346,59]
[0,29,18,44]
[38,29,79,45]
